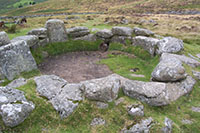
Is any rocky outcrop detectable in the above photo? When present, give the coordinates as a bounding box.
[27,28,49,47]
[66,26,90,39]
[161,117,173,133]
[90,117,106,126]
[34,75,82,119]
[112,27,133,36]
[7,78,27,89]
[124,117,153,133]
[156,37,184,55]
[45,19,68,43]
[0,40,37,80]
[110,36,132,45]
[133,27,154,37]
[122,76,196,106]
[161,53,200,68]
[151,56,187,82]
[132,36,159,56]
[128,104,144,117]
[74,34,97,41]
[11,35,39,48]
[192,70,200,80]
[95,29,113,39]
[0,31,10,46]
[0,86,35,127]
[81,74,121,102]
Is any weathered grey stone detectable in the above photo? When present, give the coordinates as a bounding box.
[95,29,113,39]
[0,31,10,46]
[7,78,27,89]
[191,106,200,112]
[27,28,47,37]
[81,74,121,102]
[196,54,200,59]
[112,27,133,36]
[90,117,106,126]
[0,41,37,80]
[133,27,154,37]
[124,117,153,133]
[11,35,39,47]
[161,53,200,68]
[0,86,27,105]
[151,57,186,82]
[34,75,67,100]
[161,117,173,133]
[132,36,159,56]
[74,34,97,41]
[0,102,34,127]
[128,104,144,117]
[66,26,90,38]
[192,70,200,80]
[156,37,184,54]
[50,97,78,119]
[110,35,132,45]
[66,26,89,33]
[45,19,68,43]
[182,119,193,124]
[122,76,196,106]
[96,102,108,109]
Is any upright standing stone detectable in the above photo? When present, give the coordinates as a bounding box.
[0,40,37,80]
[0,31,10,46]
[45,19,68,43]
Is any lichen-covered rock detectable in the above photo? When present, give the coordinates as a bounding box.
[0,86,35,127]
[0,102,34,127]
[112,27,133,36]
[110,35,132,45]
[34,75,67,100]
[192,70,200,80]
[151,57,186,82]
[122,76,196,106]
[128,104,144,117]
[45,19,68,43]
[90,117,106,126]
[124,117,153,133]
[95,29,113,39]
[0,40,37,80]
[156,37,184,54]
[132,36,159,56]
[133,27,154,37]
[7,78,27,89]
[81,74,121,102]
[66,26,90,38]
[161,117,173,133]
[11,35,39,47]
[0,31,10,46]
[161,53,200,68]
[74,34,97,41]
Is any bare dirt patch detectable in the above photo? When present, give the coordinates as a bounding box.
[38,51,113,83]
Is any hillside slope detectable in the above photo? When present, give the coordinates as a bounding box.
[2,0,200,16]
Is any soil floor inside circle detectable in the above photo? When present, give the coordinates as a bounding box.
[38,51,113,83]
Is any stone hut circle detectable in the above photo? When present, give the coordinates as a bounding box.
[0,18,200,131]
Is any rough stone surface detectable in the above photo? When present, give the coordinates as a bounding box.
[112,27,133,36]
[191,106,200,112]
[90,118,106,126]
[7,78,27,89]
[81,74,121,102]
[0,86,35,127]
[0,102,35,127]
[128,104,144,117]
[192,70,200,80]
[66,26,90,38]
[0,40,37,80]
[161,53,200,68]
[74,34,97,41]
[156,37,184,54]
[11,35,39,47]
[95,29,113,39]
[122,76,196,106]
[133,27,154,37]
[110,35,132,45]
[45,19,68,43]
[151,57,186,82]
[0,31,10,46]
[161,117,173,133]
[182,119,193,124]
[96,102,108,109]
[132,36,159,56]
[196,54,200,59]
[124,117,153,133]
[34,75,67,100]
